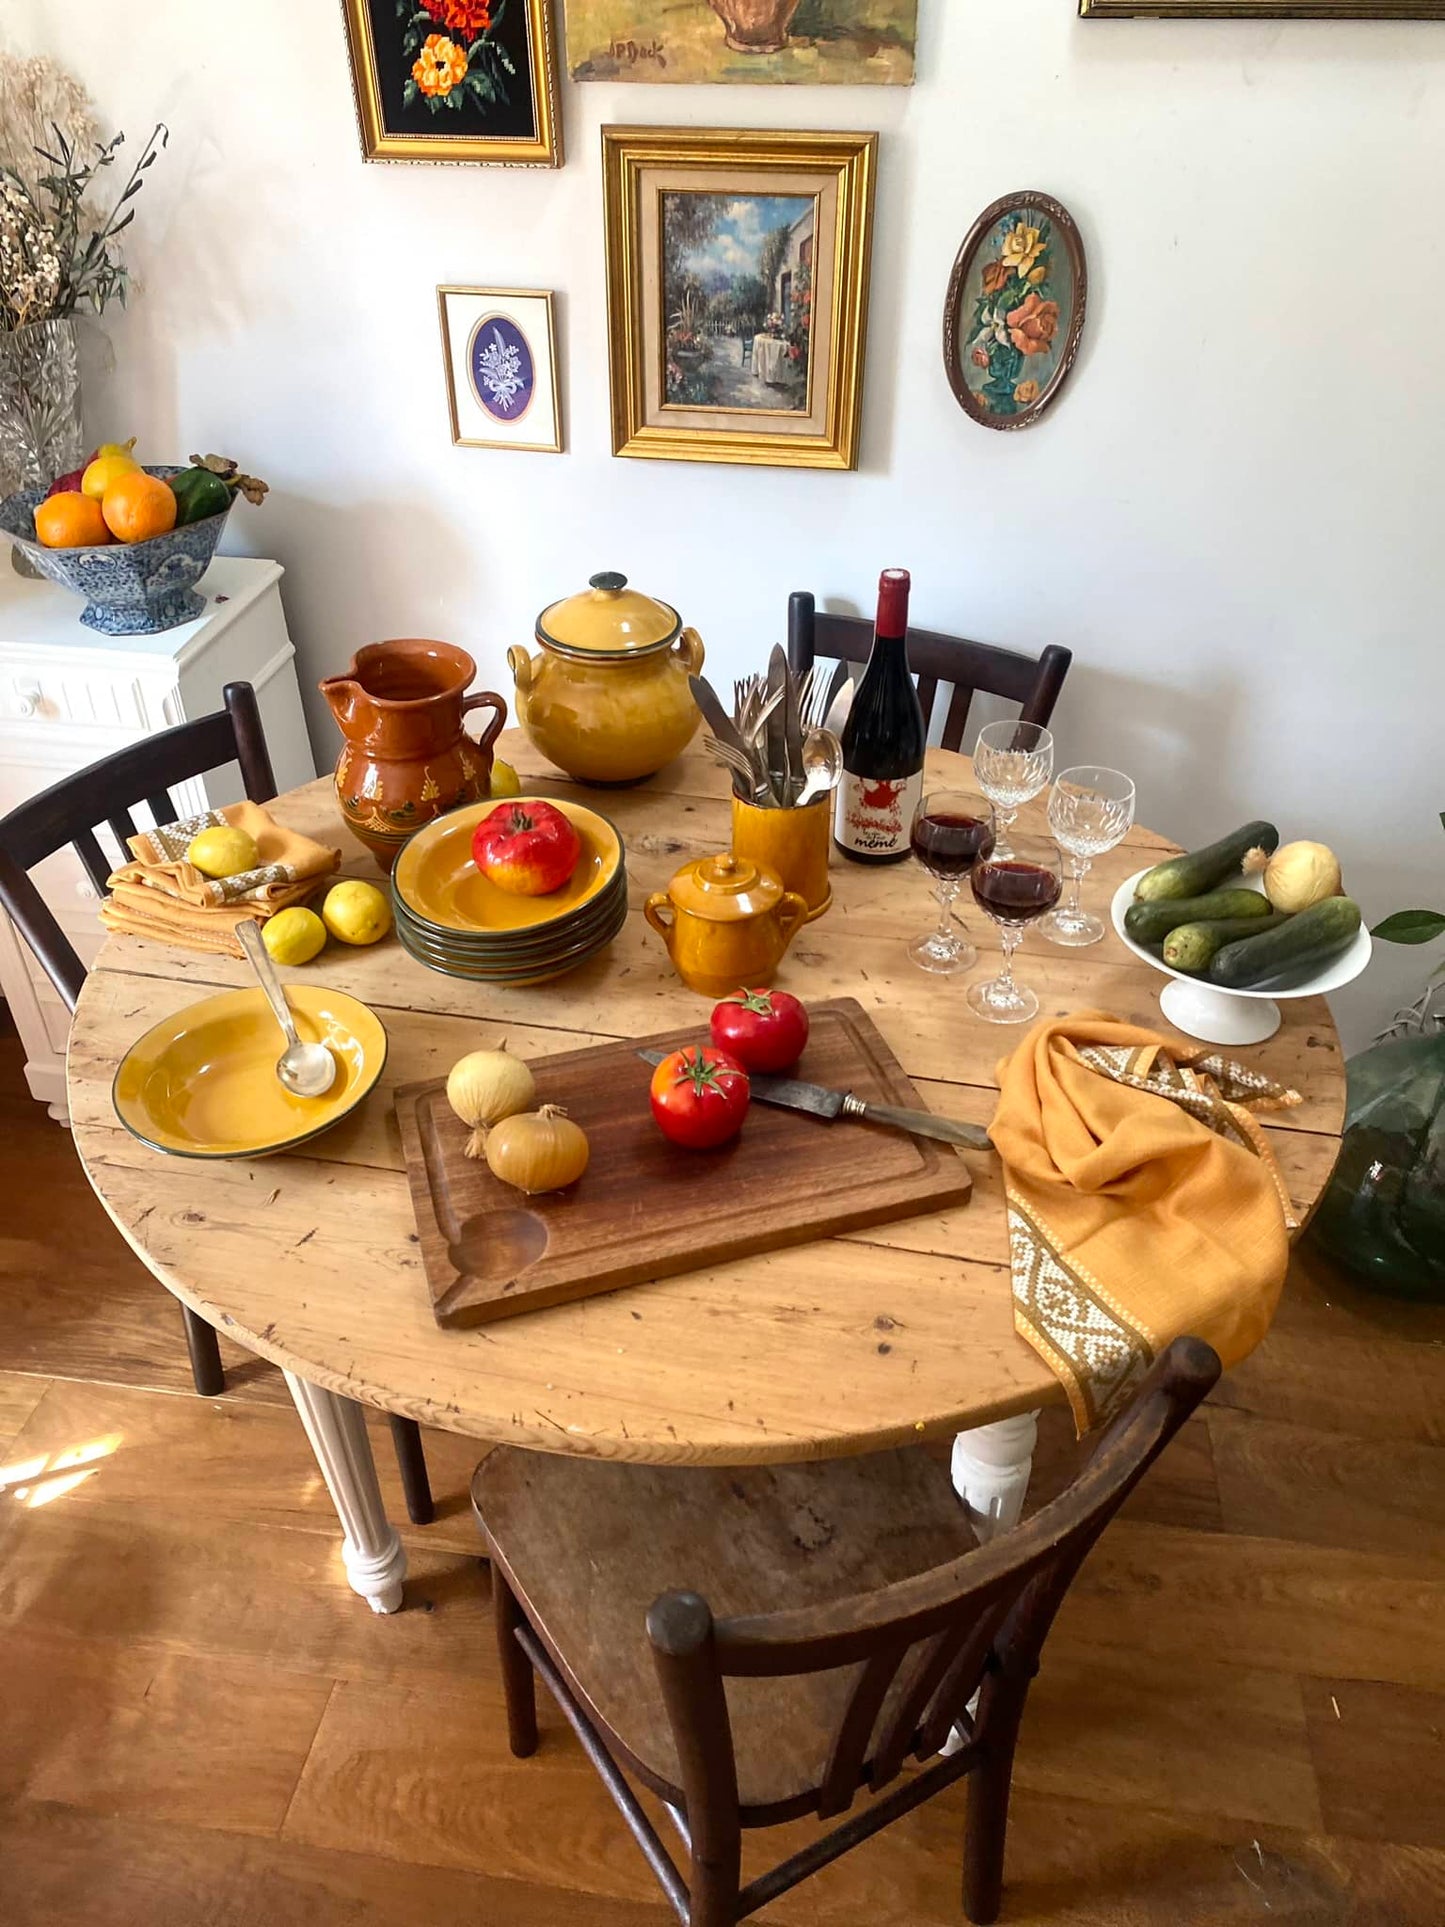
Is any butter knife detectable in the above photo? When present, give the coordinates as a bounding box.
[636,1051,991,1152]
[765,644,790,807]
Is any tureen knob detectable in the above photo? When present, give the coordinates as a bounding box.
[589,571,627,594]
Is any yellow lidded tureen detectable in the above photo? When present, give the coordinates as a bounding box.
[508,571,705,785]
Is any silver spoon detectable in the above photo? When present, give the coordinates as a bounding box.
[794,728,844,809]
[237,918,336,1099]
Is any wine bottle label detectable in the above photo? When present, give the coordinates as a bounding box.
[833,769,923,858]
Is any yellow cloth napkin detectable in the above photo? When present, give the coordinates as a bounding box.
[99,801,340,958]
[990,1011,1301,1434]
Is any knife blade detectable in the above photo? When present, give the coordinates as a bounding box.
[765,644,789,807]
[780,646,804,807]
[688,673,753,765]
[823,673,855,737]
[636,1051,991,1152]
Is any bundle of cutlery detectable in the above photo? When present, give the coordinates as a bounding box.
[690,647,853,810]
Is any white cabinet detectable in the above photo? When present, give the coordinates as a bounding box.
[0,557,317,1116]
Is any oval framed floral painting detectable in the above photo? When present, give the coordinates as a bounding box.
[943,192,1087,432]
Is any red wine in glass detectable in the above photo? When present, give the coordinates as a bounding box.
[971,858,1063,922]
[911,809,996,880]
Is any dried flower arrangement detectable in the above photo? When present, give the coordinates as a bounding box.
[0,52,167,332]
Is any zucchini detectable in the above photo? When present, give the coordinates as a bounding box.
[1133,821,1279,904]
[1208,897,1362,991]
[1163,911,1293,975]
[1124,889,1275,947]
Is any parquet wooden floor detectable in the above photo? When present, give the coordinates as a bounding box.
[2,1019,1444,1925]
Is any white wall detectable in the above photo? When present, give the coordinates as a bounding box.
[25,0,1444,1047]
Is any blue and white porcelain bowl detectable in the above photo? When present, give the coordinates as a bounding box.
[0,466,232,635]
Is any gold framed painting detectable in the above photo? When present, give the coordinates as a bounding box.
[340,0,562,166]
[438,287,563,452]
[566,0,917,84]
[602,126,877,471]
[1081,1,1441,14]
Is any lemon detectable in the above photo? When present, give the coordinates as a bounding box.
[490,758,522,799]
[321,879,392,946]
[261,906,326,966]
[81,449,140,501]
[187,826,260,878]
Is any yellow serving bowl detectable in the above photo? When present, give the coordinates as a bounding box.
[113,985,388,1159]
[392,796,623,938]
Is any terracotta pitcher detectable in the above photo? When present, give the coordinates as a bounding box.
[706,0,800,52]
[320,640,507,871]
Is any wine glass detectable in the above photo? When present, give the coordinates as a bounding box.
[967,835,1064,1025]
[907,790,996,975]
[972,721,1054,858]
[1040,766,1137,948]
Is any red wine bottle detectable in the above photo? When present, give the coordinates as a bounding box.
[833,569,926,864]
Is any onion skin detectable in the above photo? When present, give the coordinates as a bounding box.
[483,1105,590,1194]
[446,1046,537,1160]
[1261,840,1343,915]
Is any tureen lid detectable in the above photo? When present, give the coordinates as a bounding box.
[537,572,682,658]
[667,852,782,921]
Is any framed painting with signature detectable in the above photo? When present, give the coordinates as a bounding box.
[567,0,915,84]
[341,0,562,166]
[603,126,877,470]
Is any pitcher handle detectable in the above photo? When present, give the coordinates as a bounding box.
[776,891,809,955]
[644,893,676,947]
[673,627,705,676]
[463,690,508,757]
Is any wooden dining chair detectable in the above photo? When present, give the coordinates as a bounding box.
[472,1337,1220,1926]
[787,591,1072,750]
[0,680,434,1524]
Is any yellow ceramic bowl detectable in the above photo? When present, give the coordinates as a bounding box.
[113,985,388,1159]
[392,795,623,937]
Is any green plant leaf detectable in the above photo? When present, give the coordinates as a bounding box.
[1372,910,1445,945]
[403,77,419,106]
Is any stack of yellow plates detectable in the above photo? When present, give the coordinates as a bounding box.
[390,797,628,985]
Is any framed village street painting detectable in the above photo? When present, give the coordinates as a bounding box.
[341,0,562,166]
[603,127,877,471]
[943,192,1088,432]
[568,0,916,84]
[1081,1,1442,14]
[438,288,563,452]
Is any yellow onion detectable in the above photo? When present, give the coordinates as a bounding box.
[483,1104,590,1195]
[446,1045,537,1159]
[1244,839,1343,914]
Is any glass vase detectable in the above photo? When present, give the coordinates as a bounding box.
[1,316,84,481]
[1309,1028,1445,1302]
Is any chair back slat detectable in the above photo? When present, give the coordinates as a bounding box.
[817,1639,910,1819]
[106,809,139,854]
[74,828,113,896]
[145,791,177,828]
[648,1340,1219,1832]
[785,590,1072,747]
[0,682,276,1014]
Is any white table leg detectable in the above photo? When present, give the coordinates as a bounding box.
[285,1372,407,1614]
[951,1411,1040,1544]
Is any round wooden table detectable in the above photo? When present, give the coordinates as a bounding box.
[68,736,1348,1612]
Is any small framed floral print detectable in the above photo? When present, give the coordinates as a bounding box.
[438,287,563,452]
[943,192,1087,432]
[341,0,562,167]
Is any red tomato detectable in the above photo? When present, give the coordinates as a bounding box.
[471,800,582,896]
[650,1046,750,1150]
[709,989,810,1075]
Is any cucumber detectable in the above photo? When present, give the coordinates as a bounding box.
[1208,897,1362,991]
[1163,911,1293,975]
[1133,822,1279,904]
[1124,889,1276,947]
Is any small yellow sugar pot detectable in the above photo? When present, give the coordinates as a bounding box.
[645,852,808,998]
[509,571,705,786]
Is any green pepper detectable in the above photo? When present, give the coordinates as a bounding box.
[170,466,233,527]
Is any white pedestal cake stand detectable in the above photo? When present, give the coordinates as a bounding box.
[1111,871,1372,1046]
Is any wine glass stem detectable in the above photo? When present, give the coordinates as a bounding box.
[1065,856,1090,917]
[997,807,1018,848]
[935,881,959,942]
[997,926,1021,990]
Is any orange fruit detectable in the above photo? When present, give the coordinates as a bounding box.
[34,490,112,549]
[101,470,178,545]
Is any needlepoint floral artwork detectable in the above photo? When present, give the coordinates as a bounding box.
[943,193,1088,433]
[438,288,561,452]
[342,0,561,165]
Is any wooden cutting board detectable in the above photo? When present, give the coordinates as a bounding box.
[395,997,974,1329]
